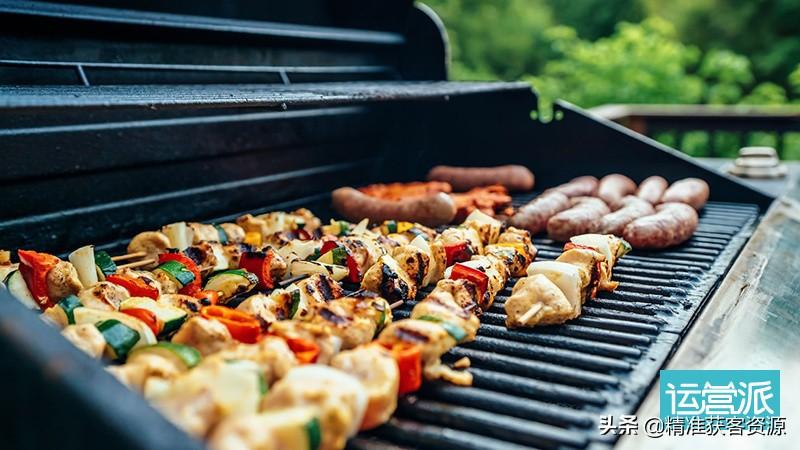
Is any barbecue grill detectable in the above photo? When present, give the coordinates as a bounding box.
[0,2,786,450]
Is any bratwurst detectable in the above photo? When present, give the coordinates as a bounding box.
[427,165,535,192]
[622,202,698,249]
[660,178,710,210]
[547,197,610,241]
[545,176,599,198]
[598,196,655,235]
[596,174,637,207]
[332,187,456,227]
[509,191,570,235]
[636,176,668,204]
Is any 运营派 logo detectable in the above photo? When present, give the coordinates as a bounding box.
[660,369,780,418]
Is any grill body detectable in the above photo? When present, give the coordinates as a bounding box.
[0,2,775,450]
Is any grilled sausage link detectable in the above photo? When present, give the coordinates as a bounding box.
[597,174,637,207]
[636,176,668,204]
[660,178,710,210]
[545,176,599,198]
[426,165,535,192]
[622,202,699,249]
[332,187,456,227]
[508,191,570,235]
[547,197,610,241]
[598,196,655,235]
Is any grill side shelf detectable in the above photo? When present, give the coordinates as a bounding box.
[354,196,759,450]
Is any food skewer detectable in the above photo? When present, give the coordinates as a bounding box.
[116,258,157,270]
[110,251,147,262]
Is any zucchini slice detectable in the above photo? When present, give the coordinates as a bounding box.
[120,297,187,336]
[128,342,201,370]
[3,270,38,309]
[204,269,258,301]
[94,250,117,279]
[155,260,195,288]
[73,307,157,349]
[58,295,83,325]
[96,319,140,360]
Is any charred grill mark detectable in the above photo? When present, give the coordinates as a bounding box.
[183,246,206,266]
[380,263,408,301]
[319,307,348,326]
[184,300,199,313]
[317,276,335,301]
[396,326,430,344]
[415,253,426,286]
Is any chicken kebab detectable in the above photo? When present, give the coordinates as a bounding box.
[504,234,630,328]
[0,207,537,450]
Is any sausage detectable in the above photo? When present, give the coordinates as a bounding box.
[623,202,699,249]
[545,176,598,198]
[427,165,535,192]
[660,178,710,210]
[596,174,637,207]
[636,176,668,204]
[598,196,655,235]
[546,197,610,241]
[508,191,570,234]
[332,187,456,227]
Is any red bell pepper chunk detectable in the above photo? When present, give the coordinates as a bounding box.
[296,229,313,241]
[449,263,489,300]
[319,240,338,256]
[346,252,361,283]
[122,308,163,336]
[17,250,61,309]
[444,241,472,266]
[158,253,201,295]
[239,250,275,290]
[201,305,261,343]
[285,337,320,364]
[387,342,422,395]
[106,274,160,300]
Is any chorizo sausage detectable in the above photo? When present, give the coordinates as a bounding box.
[622,202,699,249]
[545,176,599,198]
[598,196,655,236]
[427,165,535,192]
[660,178,710,210]
[546,197,610,241]
[508,191,570,235]
[636,176,668,204]
[332,187,456,227]
[597,174,637,207]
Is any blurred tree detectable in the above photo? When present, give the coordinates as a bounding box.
[529,18,704,107]
[423,0,554,80]
[548,0,644,40]
[643,0,800,84]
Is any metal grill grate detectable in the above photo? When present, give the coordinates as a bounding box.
[349,194,759,450]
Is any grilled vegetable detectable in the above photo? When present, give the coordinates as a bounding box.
[239,251,277,289]
[128,342,202,370]
[94,250,117,280]
[200,305,260,343]
[285,337,320,364]
[3,269,38,309]
[95,319,140,361]
[156,252,201,295]
[106,274,159,300]
[448,263,489,300]
[120,297,188,337]
[73,307,157,350]
[58,294,83,325]
[17,250,61,308]
[389,343,422,395]
[208,407,322,450]
[204,269,258,302]
[68,245,98,288]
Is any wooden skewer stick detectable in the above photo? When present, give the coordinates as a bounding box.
[117,258,157,270]
[111,251,147,262]
[278,273,310,288]
[389,300,403,310]
[517,302,543,326]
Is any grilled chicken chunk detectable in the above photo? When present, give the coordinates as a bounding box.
[437,227,483,257]
[205,336,297,387]
[526,261,585,317]
[153,268,181,295]
[184,242,228,274]
[261,365,367,450]
[497,227,537,260]
[391,245,430,288]
[444,256,507,311]
[189,223,222,244]
[219,223,246,244]
[566,234,630,292]
[463,209,503,245]
[360,255,416,303]
[485,244,528,278]
[236,292,291,328]
[504,274,575,327]
[222,243,254,270]
[411,290,480,343]
[555,248,605,301]
[108,352,185,391]
[304,294,392,350]
[431,278,480,312]
[172,317,234,356]
[331,345,399,430]
[339,236,386,275]
[46,261,83,301]
[77,281,130,311]
[288,273,344,320]
[62,324,105,359]
[377,319,461,382]
[119,268,163,296]
[160,293,206,317]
